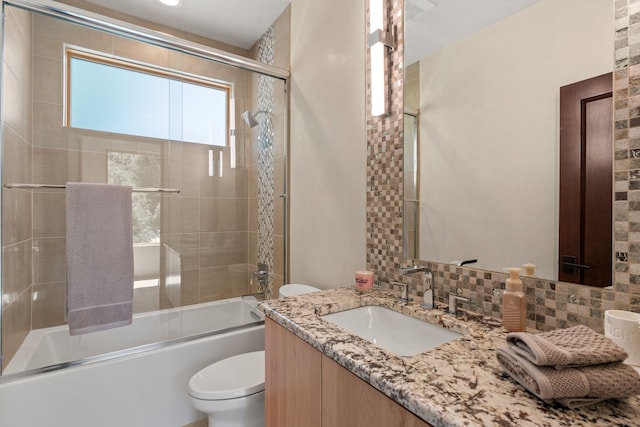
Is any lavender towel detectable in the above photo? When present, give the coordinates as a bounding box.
[65,183,134,335]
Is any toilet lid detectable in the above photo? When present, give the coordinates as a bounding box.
[279,284,320,298]
[189,351,265,400]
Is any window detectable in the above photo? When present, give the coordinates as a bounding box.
[107,151,161,244]
[66,48,230,147]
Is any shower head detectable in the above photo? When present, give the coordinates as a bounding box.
[241,110,269,128]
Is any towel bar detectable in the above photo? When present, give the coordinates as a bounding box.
[4,183,181,194]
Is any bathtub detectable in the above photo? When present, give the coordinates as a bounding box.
[0,297,265,427]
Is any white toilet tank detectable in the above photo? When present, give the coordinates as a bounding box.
[278,284,320,298]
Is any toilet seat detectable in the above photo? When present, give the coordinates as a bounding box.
[188,351,265,400]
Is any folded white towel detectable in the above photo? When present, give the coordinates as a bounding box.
[65,182,134,335]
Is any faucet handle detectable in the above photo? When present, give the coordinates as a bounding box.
[391,281,411,302]
[448,294,470,315]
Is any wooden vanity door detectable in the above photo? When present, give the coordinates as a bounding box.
[559,72,613,287]
[321,356,432,427]
[265,318,322,427]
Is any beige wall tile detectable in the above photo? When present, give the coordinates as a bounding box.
[32,147,108,185]
[33,192,66,238]
[2,65,30,140]
[199,232,248,268]
[248,198,259,233]
[273,234,285,278]
[200,197,249,232]
[167,197,200,233]
[34,12,114,57]
[4,7,32,85]
[31,282,66,329]
[33,238,66,285]
[162,233,200,270]
[3,126,31,185]
[33,56,62,104]
[200,164,249,198]
[2,240,32,308]
[2,290,32,369]
[199,265,250,302]
[114,37,170,67]
[2,189,32,246]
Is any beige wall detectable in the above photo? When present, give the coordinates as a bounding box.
[289,0,366,288]
[417,0,613,278]
[1,7,33,371]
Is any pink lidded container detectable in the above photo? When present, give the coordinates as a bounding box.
[355,270,374,292]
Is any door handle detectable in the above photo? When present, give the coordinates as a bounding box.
[562,255,591,274]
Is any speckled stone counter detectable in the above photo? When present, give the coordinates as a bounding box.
[260,287,640,427]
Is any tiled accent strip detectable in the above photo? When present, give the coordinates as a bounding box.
[366,0,640,334]
[365,0,405,284]
[258,27,275,298]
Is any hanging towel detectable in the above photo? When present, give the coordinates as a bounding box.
[506,325,628,368]
[496,346,640,408]
[65,182,134,335]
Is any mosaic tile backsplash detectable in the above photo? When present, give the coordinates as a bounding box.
[366,0,640,334]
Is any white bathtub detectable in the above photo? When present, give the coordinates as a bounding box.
[0,297,265,427]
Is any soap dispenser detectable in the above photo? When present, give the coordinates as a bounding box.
[502,268,526,332]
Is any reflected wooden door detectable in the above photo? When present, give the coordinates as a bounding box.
[559,73,613,287]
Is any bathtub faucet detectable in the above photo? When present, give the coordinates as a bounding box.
[254,263,269,290]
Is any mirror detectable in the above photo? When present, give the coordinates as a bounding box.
[403,0,614,284]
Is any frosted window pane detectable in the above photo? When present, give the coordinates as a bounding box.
[69,57,227,147]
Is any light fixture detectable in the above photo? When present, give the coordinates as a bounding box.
[229,98,236,169]
[158,0,181,6]
[368,0,395,117]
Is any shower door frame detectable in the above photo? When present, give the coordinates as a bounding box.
[0,0,291,375]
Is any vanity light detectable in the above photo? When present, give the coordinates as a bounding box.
[158,0,181,6]
[369,0,396,116]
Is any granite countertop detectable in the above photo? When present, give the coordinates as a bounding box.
[260,287,640,427]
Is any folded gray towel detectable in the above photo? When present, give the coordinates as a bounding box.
[506,324,628,368]
[496,346,640,408]
[65,183,134,335]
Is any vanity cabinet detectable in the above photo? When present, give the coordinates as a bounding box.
[265,318,432,427]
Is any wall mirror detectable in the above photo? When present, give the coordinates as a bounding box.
[403,0,614,286]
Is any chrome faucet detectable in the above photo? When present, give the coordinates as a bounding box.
[400,262,434,309]
[399,261,431,275]
[449,294,470,315]
[252,262,269,294]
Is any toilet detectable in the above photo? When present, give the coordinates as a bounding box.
[278,283,320,298]
[188,351,265,427]
[188,285,320,426]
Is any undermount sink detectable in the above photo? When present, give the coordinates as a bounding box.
[321,306,462,356]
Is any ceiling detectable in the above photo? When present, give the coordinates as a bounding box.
[404,0,542,66]
[85,0,290,50]
[85,0,541,62]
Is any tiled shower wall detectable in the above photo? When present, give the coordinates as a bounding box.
[366,0,640,333]
[1,3,268,369]
[249,6,290,299]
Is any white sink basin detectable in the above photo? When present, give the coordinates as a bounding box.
[321,306,462,356]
